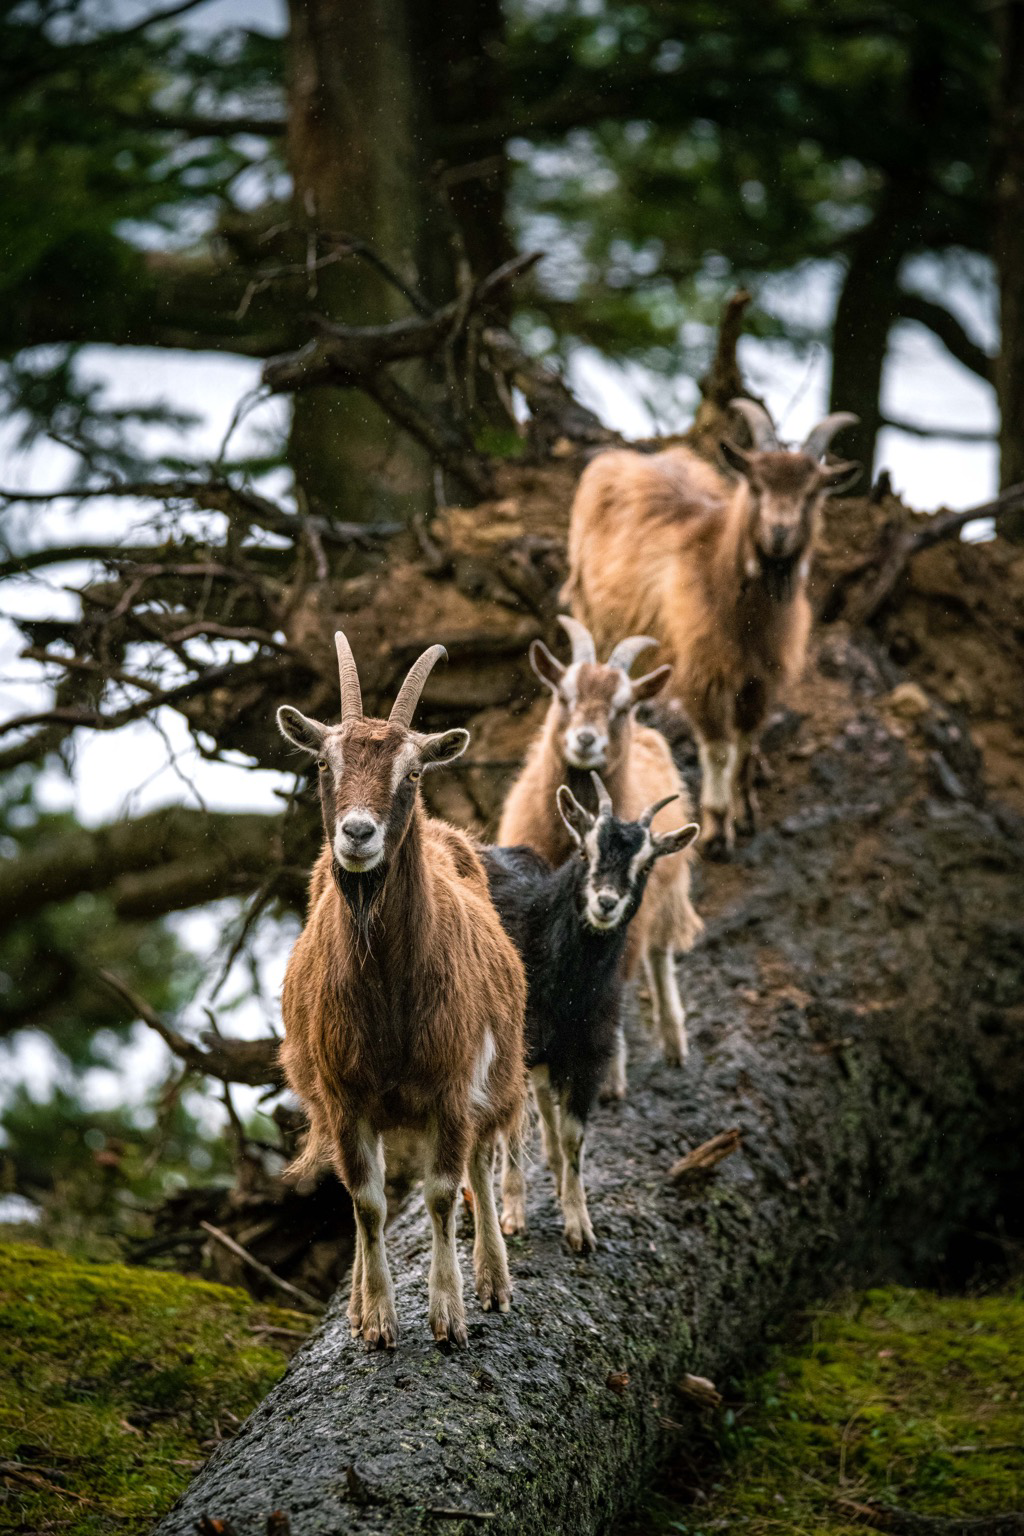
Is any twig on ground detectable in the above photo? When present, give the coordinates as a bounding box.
[668,1128,742,1183]
[199,1222,325,1316]
[835,1496,1024,1534]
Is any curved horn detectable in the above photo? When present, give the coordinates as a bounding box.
[729,397,780,451]
[802,412,859,461]
[640,792,680,827]
[589,772,614,817]
[606,634,658,674]
[557,614,597,666]
[388,644,447,729]
[334,631,363,720]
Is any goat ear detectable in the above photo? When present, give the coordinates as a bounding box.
[556,783,594,847]
[820,459,862,495]
[631,663,672,703]
[719,438,754,478]
[652,821,700,859]
[530,638,565,692]
[418,727,470,770]
[277,706,328,754]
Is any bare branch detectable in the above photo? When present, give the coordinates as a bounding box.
[199,1222,325,1314]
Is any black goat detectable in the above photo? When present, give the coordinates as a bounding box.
[484,775,698,1251]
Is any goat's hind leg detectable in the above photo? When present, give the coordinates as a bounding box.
[500,1115,528,1236]
[531,1065,565,1194]
[469,1132,513,1313]
[649,945,688,1066]
[697,734,738,860]
[347,1226,364,1337]
[598,1018,628,1102]
[734,732,760,838]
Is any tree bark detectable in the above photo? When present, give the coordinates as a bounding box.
[154,629,1024,1536]
[993,0,1024,520]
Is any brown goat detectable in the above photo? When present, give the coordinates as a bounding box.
[498,616,701,1095]
[277,634,527,1350]
[564,400,860,857]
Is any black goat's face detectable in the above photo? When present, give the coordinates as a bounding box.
[276,632,467,876]
[557,779,699,932]
[530,644,671,773]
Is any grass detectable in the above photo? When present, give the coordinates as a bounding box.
[633,1285,1024,1535]
[0,1241,312,1535]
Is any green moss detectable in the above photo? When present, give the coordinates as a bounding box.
[0,1241,312,1535]
[634,1285,1024,1535]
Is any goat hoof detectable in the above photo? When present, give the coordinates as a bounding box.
[703,831,732,862]
[361,1302,399,1350]
[598,1078,627,1104]
[662,1046,686,1069]
[477,1275,512,1313]
[429,1297,468,1347]
[564,1218,597,1254]
[500,1204,526,1236]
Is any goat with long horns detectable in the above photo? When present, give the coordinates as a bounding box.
[564,399,860,857]
[276,634,527,1349]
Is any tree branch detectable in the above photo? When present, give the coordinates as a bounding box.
[897,291,995,383]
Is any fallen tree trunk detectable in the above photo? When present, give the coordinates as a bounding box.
[155,626,1024,1536]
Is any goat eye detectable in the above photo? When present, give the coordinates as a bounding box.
[407,768,421,783]
[316,759,327,772]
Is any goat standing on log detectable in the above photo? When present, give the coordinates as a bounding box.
[277,634,527,1349]
[563,401,860,857]
[486,775,699,1251]
[498,616,701,1096]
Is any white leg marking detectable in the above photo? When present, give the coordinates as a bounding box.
[599,1020,628,1102]
[424,1132,467,1347]
[500,1120,528,1236]
[350,1131,397,1349]
[650,945,687,1065]
[557,1104,596,1254]
[697,737,738,850]
[468,1135,513,1313]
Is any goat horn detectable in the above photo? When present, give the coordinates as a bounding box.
[606,635,658,674]
[802,412,859,461]
[589,772,613,817]
[388,644,447,729]
[728,398,780,451]
[334,631,363,721]
[640,793,679,827]
[557,614,597,666]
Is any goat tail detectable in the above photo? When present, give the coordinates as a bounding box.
[285,1116,334,1186]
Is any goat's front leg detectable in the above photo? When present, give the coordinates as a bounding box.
[697,735,738,859]
[338,1122,397,1350]
[347,1225,364,1337]
[556,1096,596,1253]
[648,945,688,1066]
[530,1065,565,1193]
[424,1109,469,1346]
[500,1117,528,1236]
[468,1132,513,1313]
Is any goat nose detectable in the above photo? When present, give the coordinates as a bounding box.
[341,814,376,844]
[597,891,618,914]
[576,729,596,749]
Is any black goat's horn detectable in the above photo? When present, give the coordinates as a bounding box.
[728,398,780,450]
[557,615,597,666]
[335,631,363,721]
[389,644,447,728]
[802,412,859,461]
[589,772,614,817]
[640,793,679,827]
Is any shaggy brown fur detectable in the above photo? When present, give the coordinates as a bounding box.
[497,620,701,1094]
[564,405,859,856]
[278,636,526,1350]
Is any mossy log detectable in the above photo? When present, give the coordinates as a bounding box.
[155,626,1024,1536]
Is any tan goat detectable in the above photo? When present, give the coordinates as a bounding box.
[564,400,860,857]
[277,633,527,1349]
[498,616,701,1096]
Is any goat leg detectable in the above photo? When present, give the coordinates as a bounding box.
[468,1133,513,1313]
[500,1121,529,1236]
[425,1114,469,1346]
[557,1097,596,1254]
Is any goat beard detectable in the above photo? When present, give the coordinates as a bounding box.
[755,548,800,602]
[332,859,387,953]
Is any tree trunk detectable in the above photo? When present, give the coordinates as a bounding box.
[285,0,435,524]
[154,628,1024,1536]
[829,201,906,482]
[993,0,1024,523]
